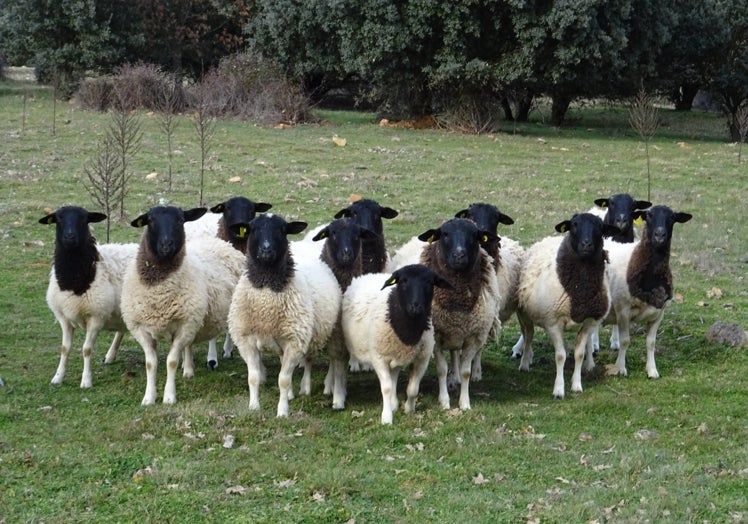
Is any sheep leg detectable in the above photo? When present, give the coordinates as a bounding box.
[323,363,334,395]
[405,352,431,414]
[51,320,74,386]
[277,347,303,418]
[609,326,620,351]
[103,331,124,365]
[138,333,159,406]
[80,319,104,388]
[434,347,451,410]
[471,348,483,382]
[547,327,567,399]
[517,313,535,372]
[511,334,524,359]
[372,361,395,425]
[571,321,598,393]
[163,339,188,404]
[614,315,631,377]
[390,368,400,414]
[645,311,665,379]
[182,344,195,379]
[590,327,601,356]
[331,356,348,411]
[207,338,219,370]
[458,345,480,410]
[241,341,263,411]
[299,356,312,397]
[222,332,233,359]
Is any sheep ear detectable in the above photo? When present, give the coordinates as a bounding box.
[209,202,225,213]
[674,212,693,223]
[635,200,652,210]
[312,226,329,241]
[255,202,273,212]
[39,212,58,225]
[381,207,399,219]
[87,212,107,223]
[381,274,398,290]
[334,208,351,219]
[632,210,647,225]
[498,212,515,225]
[184,207,208,222]
[417,229,440,243]
[131,213,150,228]
[593,198,609,208]
[555,220,571,233]
[286,221,308,235]
[454,209,469,219]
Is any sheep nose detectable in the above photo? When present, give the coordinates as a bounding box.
[407,302,424,316]
[614,217,629,231]
[652,227,667,245]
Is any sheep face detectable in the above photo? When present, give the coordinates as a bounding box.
[210,197,272,245]
[418,218,496,272]
[383,264,453,317]
[312,218,377,268]
[455,202,515,232]
[593,194,651,240]
[334,198,398,236]
[555,213,618,260]
[633,205,693,251]
[39,206,107,250]
[240,214,307,266]
[131,206,207,261]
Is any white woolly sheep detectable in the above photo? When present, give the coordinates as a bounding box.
[39,206,138,388]
[454,203,526,370]
[601,205,692,378]
[341,265,453,424]
[588,193,651,352]
[184,196,273,368]
[121,205,245,405]
[306,218,377,410]
[227,214,341,418]
[415,218,501,410]
[516,213,620,399]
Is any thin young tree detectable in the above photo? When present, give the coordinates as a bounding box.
[734,102,748,163]
[84,135,124,242]
[157,80,181,193]
[109,86,143,220]
[192,80,216,207]
[629,88,659,201]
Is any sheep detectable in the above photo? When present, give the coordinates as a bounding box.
[341,264,453,424]
[516,213,620,399]
[415,218,501,410]
[39,206,138,388]
[333,198,399,274]
[308,218,377,409]
[602,205,692,379]
[454,203,527,370]
[121,205,245,405]
[227,214,341,417]
[184,196,273,368]
[587,194,651,352]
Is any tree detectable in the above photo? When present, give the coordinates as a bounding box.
[653,0,729,110]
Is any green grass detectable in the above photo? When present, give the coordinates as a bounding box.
[1,79,746,523]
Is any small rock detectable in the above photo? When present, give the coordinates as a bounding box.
[705,322,748,348]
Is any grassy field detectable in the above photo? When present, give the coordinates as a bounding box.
[1,77,746,523]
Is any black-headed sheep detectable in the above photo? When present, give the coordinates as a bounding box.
[227,214,341,417]
[603,205,692,378]
[39,206,138,388]
[516,213,619,399]
[121,206,245,405]
[341,264,453,424]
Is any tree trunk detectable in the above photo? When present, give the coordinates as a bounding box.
[672,84,699,111]
[550,94,572,126]
[515,95,533,122]
[500,97,513,121]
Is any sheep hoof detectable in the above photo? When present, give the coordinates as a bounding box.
[207,359,218,371]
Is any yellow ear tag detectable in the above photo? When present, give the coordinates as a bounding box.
[238,226,248,239]
[458,212,467,218]
[481,234,489,243]
[634,216,644,225]
[136,218,146,227]
[387,276,397,286]
[559,224,568,233]
[427,234,436,244]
